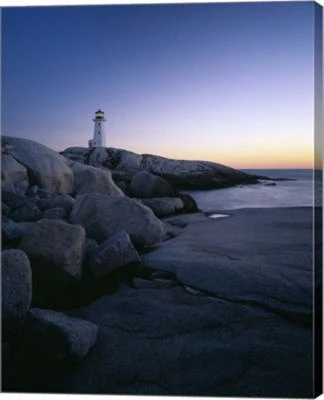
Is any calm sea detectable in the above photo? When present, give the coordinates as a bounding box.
[186,169,322,212]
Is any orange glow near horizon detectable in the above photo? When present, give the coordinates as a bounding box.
[138,142,314,170]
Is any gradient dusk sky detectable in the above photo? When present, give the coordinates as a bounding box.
[1,2,319,168]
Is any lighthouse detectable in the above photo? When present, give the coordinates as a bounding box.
[88,109,106,148]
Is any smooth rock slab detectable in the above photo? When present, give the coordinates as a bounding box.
[1,249,32,320]
[70,194,166,246]
[142,207,314,319]
[88,230,140,279]
[62,283,312,397]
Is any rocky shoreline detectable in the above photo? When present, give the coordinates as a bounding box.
[1,136,316,396]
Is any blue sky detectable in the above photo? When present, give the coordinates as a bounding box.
[1,2,319,167]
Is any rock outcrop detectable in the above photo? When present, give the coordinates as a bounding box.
[61,146,257,190]
[139,153,256,189]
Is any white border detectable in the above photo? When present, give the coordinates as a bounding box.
[0,1,323,400]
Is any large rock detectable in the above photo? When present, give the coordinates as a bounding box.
[1,154,29,195]
[141,197,184,217]
[70,194,166,246]
[130,171,176,198]
[88,230,140,279]
[68,161,124,196]
[24,308,98,359]
[2,136,74,194]
[19,219,85,281]
[2,249,32,320]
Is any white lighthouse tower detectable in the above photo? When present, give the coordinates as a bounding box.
[88,109,106,148]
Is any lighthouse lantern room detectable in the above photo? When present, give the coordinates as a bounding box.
[88,109,106,148]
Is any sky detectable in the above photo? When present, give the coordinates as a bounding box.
[1,1,320,168]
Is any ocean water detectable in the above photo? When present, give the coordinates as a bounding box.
[186,169,322,212]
